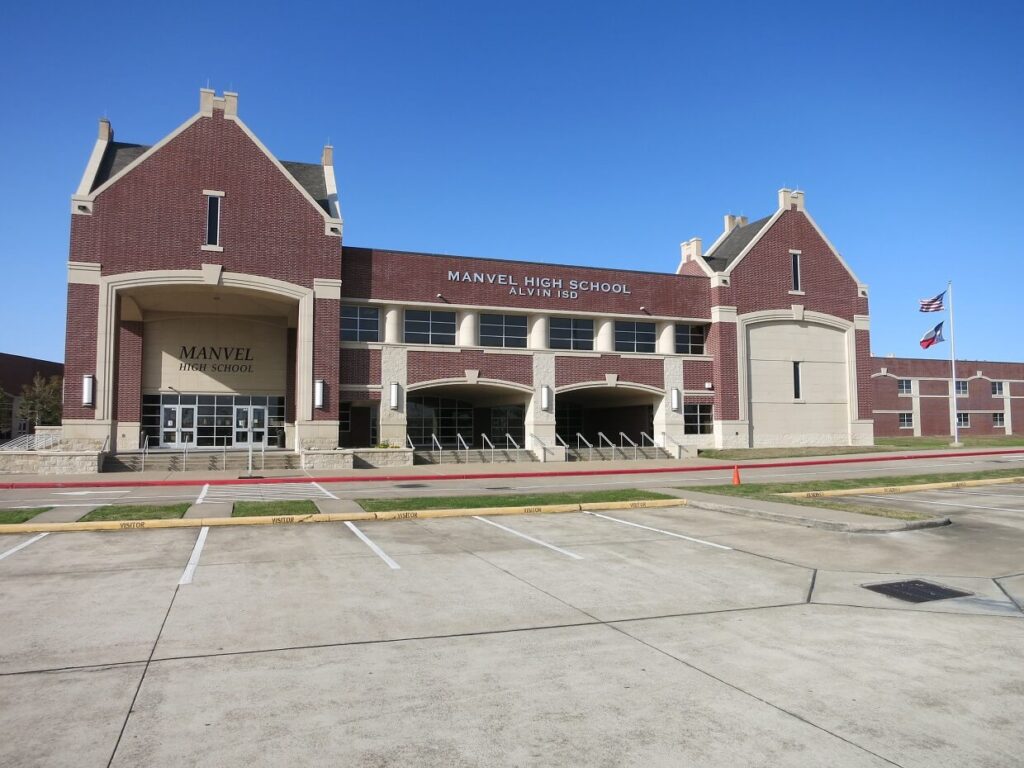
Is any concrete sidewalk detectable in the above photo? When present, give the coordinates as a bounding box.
[4,445,1023,488]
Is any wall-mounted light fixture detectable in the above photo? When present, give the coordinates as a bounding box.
[704,381,714,391]
[314,379,325,409]
[671,387,681,412]
[82,375,95,407]
[541,385,551,412]
[389,382,400,410]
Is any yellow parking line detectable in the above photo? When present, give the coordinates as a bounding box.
[779,475,1024,499]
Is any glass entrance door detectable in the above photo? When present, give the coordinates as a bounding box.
[161,405,196,447]
[234,405,268,448]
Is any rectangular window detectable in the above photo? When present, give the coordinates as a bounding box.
[206,195,220,246]
[675,324,707,355]
[897,379,912,395]
[479,314,527,348]
[549,318,594,351]
[614,321,657,353]
[793,361,802,399]
[955,380,968,396]
[341,305,380,342]
[339,403,352,432]
[404,309,456,345]
[683,404,713,434]
[993,412,1005,428]
[992,381,1004,396]
[899,413,913,429]
[956,412,970,428]
[791,251,801,291]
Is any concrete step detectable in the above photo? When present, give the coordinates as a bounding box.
[413,449,537,465]
[102,451,301,473]
[564,446,671,461]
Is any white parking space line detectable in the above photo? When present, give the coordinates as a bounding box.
[53,490,130,496]
[861,495,1022,514]
[473,516,584,560]
[312,481,338,500]
[345,522,400,569]
[178,527,210,585]
[583,511,732,550]
[0,532,49,562]
[195,484,210,505]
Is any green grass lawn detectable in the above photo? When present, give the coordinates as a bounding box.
[688,467,1024,521]
[698,446,897,460]
[698,436,1024,461]
[875,435,1024,449]
[0,508,51,524]
[80,504,190,521]
[359,489,674,513]
[232,500,319,517]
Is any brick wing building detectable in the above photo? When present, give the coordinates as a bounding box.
[52,89,1018,471]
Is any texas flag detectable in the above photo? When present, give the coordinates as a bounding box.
[920,321,944,349]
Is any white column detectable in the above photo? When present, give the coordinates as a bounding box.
[525,352,563,461]
[457,310,477,347]
[383,306,402,344]
[595,318,614,352]
[656,356,687,456]
[656,321,674,355]
[528,314,549,350]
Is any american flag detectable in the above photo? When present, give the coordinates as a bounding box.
[919,291,945,312]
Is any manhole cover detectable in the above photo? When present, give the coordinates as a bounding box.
[395,483,428,489]
[863,579,972,603]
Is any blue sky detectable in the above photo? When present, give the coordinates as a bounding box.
[1,1,1021,363]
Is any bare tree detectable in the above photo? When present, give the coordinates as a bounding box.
[19,374,63,428]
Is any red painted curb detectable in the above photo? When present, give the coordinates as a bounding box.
[2,449,1022,491]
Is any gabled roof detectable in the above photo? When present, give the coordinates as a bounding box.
[87,142,333,216]
[702,215,771,271]
[280,161,332,215]
[92,142,149,190]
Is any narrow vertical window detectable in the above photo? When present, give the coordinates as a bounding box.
[206,195,220,246]
[791,251,801,291]
[793,361,802,399]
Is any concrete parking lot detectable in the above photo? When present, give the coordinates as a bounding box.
[2,486,1023,767]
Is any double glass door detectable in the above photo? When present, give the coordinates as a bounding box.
[162,405,196,446]
[233,405,267,448]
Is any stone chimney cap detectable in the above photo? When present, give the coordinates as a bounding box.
[322,145,334,166]
[778,188,806,212]
[98,118,112,141]
[200,88,239,118]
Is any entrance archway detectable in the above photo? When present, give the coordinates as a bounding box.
[405,382,529,449]
[555,385,662,447]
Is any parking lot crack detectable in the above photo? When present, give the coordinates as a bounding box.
[606,621,908,768]
[992,578,1024,614]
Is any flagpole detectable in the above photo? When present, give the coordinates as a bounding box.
[948,279,960,446]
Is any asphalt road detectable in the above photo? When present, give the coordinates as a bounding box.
[1,486,1022,766]
[2,450,1023,510]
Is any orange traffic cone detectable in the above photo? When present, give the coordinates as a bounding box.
[732,465,741,485]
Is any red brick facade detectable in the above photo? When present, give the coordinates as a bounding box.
[115,320,143,424]
[555,355,662,389]
[870,356,1023,437]
[407,351,532,387]
[63,283,99,420]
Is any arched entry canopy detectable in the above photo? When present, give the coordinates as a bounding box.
[405,381,530,449]
[555,384,661,448]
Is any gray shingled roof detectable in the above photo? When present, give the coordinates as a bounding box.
[703,215,772,271]
[281,161,331,215]
[91,142,150,190]
[89,144,332,216]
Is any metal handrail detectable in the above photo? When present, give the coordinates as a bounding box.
[182,439,190,472]
[619,432,638,460]
[406,434,415,450]
[640,431,655,447]
[431,434,443,464]
[555,433,568,448]
[576,433,593,462]
[530,433,546,461]
[456,433,470,463]
[101,434,110,454]
[597,432,614,449]
[0,433,61,451]
[661,431,682,459]
[222,437,228,470]
[480,433,495,463]
[261,441,266,471]
[140,438,149,472]
[505,433,520,451]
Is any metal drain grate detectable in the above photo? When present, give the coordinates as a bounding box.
[863,579,972,603]
[395,483,428,488]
